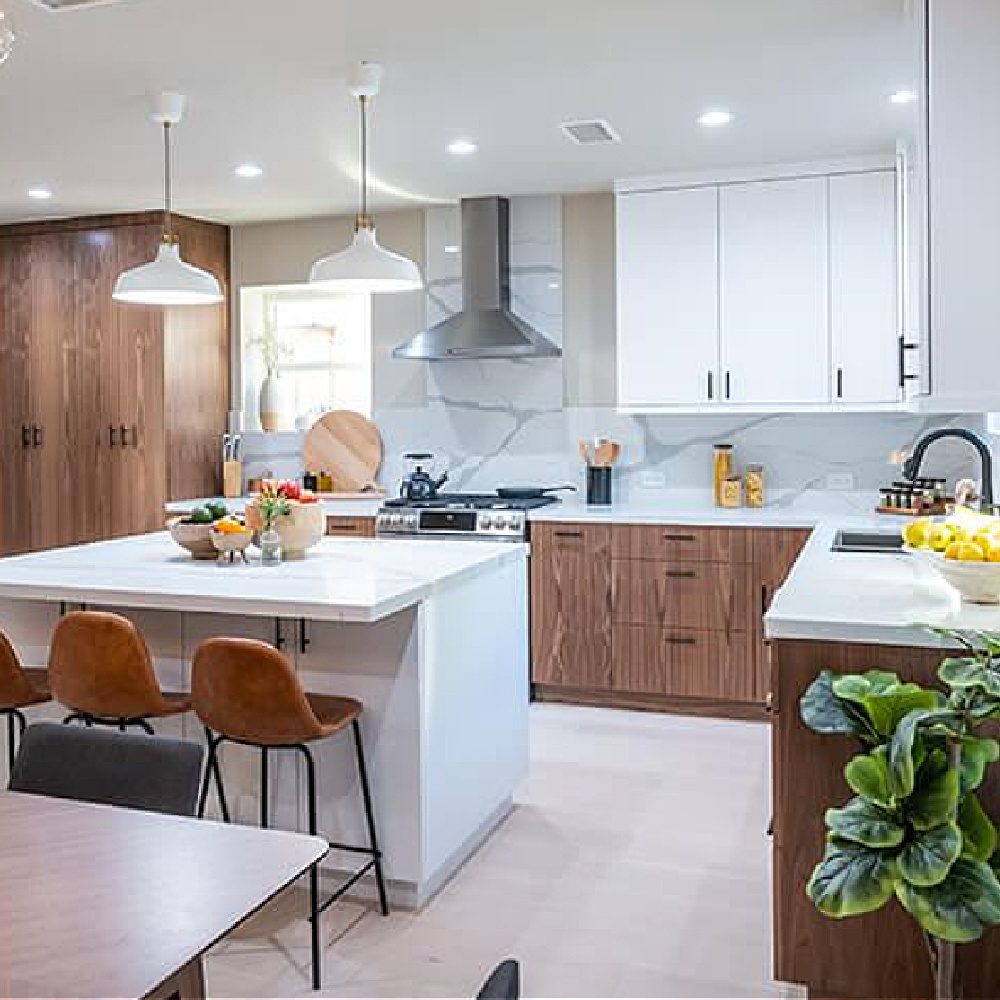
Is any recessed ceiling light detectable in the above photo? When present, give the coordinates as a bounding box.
[444,245,460,254]
[235,163,263,178]
[27,187,53,200]
[890,89,918,105]
[698,110,734,127]
[447,139,478,156]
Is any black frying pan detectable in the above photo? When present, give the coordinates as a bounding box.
[496,485,577,501]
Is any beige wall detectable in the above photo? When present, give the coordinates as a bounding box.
[230,209,428,410]
[230,193,617,411]
[562,192,616,407]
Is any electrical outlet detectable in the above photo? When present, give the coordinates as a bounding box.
[638,470,667,490]
[826,471,856,491]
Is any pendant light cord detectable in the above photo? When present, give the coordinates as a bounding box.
[359,94,369,227]
[163,121,174,243]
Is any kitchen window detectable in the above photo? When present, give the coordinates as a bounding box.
[241,285,373,428]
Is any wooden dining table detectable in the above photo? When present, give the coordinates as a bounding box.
[0,790,328,999]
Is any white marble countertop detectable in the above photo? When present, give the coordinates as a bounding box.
[0,533,526,624]
[529,491,882,529]
[165,496,386,518]
[765,517,1000,647]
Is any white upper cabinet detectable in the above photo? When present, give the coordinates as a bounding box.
[926,0,1000,411]
[829,170,900,405]
[719,177,830,406]
[617,186,719,408]
[616,162,902,413]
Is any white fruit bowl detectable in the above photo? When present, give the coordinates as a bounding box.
[911,547,1000,604]
[244,499,325,560]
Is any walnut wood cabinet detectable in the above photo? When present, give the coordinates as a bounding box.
[0,213,230,555]
[530,523,613,691]
[325,516,377,537]
[531,521,810,718]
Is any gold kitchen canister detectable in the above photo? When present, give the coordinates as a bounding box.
[720,476,743,508]
[713,444,734,506]
[745,465,765,508]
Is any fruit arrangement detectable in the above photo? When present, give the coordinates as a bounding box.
[902,508,1000,562]
[902,507,1000,604]
[245,479,325,560]
[179,500,241,528]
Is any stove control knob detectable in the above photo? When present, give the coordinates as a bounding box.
[405,514,418,529]
[480,515,493,530]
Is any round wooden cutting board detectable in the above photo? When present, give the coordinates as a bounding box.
[303,410,383,491]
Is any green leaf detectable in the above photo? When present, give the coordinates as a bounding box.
[845,747,896,809]
[800,670,877,743]
[958,794,998,863]
[908,749,961,831]
[889,709,929,798]
[833,673,942,739]
[826,797,906,849]
[806,839,896,919]
[961,737,1000,795]
[895,858,1000,943]
[897,822,962,887]
[939,656,1000,698]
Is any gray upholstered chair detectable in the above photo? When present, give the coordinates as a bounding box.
[476,960,521,1000]
[8,722,204,817]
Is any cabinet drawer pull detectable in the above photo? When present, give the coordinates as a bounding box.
[109,425,118,448]
[554,530,583,539]
[32,425,42,448]
[662,533,696,542]
[334,524,358,532]
[836,367,844,400]
[664,635,697,646]
[707,370,714,401]
[665,569,697,579]
[21,425,31,450]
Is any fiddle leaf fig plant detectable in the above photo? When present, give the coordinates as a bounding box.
[800,630,1000,1000]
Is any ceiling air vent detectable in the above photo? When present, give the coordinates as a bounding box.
[27,0,128,10]
[559,119,621,145]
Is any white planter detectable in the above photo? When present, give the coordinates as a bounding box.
[259,370,289,432]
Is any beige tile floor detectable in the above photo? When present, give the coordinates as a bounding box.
[205,703,783,998]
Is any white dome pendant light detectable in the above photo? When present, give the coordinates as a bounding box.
[113,93,223,306]
[310,62,423,294]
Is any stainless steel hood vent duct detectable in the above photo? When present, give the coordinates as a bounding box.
[393,197,562,360]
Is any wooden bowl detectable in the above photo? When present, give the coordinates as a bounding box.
[245,499,325,560]
[167,518,218,560]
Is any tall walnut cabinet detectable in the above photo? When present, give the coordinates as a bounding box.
[0,213,230,555]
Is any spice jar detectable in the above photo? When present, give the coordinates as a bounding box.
[713,444,734,507]
[720,476,743,509]
[745,465,765,508]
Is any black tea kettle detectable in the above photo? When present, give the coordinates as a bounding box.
[400,453,449,501]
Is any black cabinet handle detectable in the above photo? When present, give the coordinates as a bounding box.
[21,425,31,450]
[334,524,358,532]
[725,371,732,400]
[554,530,583,539]
[707,371,714,401]
[898,335,919,388]
[664,635,697,646]
[109,425,118,448]
[836,368,844,400]
[274,618,286,650]
[299,618,311,655]
[120,425,129,447]
[665,569,697,579]
[663,533,696,543]
[32,425,42,448]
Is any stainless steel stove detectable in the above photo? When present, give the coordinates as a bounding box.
[377,494,557,541]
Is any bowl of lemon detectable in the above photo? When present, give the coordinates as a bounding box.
[902,508,1000,604]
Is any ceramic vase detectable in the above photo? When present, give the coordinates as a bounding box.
[259,369,287,432]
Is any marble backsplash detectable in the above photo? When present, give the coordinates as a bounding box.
[238,390,985,515]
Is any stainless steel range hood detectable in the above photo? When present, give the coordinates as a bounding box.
[393,197,562,360]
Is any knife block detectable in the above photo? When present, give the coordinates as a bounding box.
[223,461,243,499]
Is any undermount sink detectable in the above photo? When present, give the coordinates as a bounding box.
[831,530,905,554]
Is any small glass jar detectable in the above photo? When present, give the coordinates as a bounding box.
[259,528,282,566]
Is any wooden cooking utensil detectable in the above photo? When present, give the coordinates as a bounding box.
[303,410,383,492]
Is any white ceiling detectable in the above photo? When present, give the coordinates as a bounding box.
[0,0,916,224]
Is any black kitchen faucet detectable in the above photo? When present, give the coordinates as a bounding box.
[902,427,995,512]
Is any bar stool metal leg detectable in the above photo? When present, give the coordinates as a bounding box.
[197,728,231,823]
[299,743,322,992]
[260,748,269,829]
[351,719,389,916]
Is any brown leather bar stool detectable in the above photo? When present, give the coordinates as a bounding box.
[48,611,191,733]
[0,630,50,775]
[191,637,388,991]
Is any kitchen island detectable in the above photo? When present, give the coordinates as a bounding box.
[765,521,1000,999]
[0,533,530,908]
